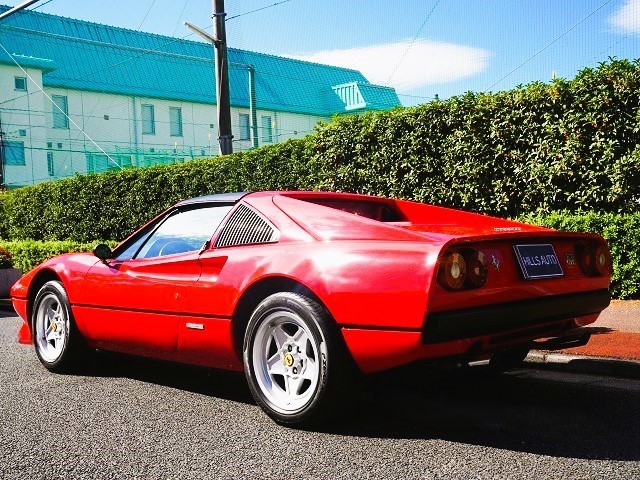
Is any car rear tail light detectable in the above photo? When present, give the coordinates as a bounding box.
[594,246,609,275]
[578,243,610,276]
[465,250,489,288]
[438,252,467,290]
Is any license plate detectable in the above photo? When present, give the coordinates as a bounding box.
[513,244,564,280]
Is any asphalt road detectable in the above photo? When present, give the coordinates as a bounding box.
[1,311,639,480]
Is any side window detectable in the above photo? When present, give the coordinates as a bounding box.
[114,221,160,261]
[135,205,232,259]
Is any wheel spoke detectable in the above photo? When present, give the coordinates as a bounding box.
[271,324,289,349]
[45,326,55,342]
[266,352,286,376]
[288,376,304,396]
[293,327,309,350]
[283,375,291,397]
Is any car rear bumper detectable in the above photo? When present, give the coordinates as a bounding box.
[341,289,610,373]
[423,289,611,343]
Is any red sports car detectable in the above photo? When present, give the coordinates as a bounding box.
[11,191,611,424]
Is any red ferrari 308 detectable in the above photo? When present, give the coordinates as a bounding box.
[11,191,611,424]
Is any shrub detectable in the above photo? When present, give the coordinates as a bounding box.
[4,139,312,242]
[0,240,118,272]
[522,212,640,299]
[0,245,13,269]
[0,191,9,240]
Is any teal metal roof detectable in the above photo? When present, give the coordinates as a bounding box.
[0,5,400,116]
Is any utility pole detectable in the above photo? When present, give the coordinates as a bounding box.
[212,0,233,155]
[186,20,257,153]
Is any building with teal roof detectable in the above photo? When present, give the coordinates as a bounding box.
[0,5,400,187]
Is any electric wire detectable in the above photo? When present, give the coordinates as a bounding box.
[138,0,158,30]
[486,0,614,91]
[172,0,191,36]
[386,0,442,85]
[227,0,295,21]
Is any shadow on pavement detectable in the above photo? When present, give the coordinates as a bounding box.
[64,349,640,462]
[322,364,640,462]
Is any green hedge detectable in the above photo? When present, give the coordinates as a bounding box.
[0,240,118,272]
[522,212,640,299]
[0,191,9,240]
[1,59,639,242]
[1,139,313,242]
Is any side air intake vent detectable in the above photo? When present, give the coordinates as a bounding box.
[215,204,279,248]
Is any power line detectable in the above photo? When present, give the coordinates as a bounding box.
[227,0,295,21]
[487,0,614,91]
[386,0,442,85]
[172,0,191,36]
[138,0,158,30]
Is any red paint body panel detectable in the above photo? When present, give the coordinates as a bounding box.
[11,191,612,374]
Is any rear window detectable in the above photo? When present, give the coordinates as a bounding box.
[300,199,403,222]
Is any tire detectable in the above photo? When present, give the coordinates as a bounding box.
[32,280,87,373]
[243,292,356,426]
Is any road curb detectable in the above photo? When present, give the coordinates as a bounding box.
[526,350,640,379]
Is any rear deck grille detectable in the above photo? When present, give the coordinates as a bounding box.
[215,204,278,248]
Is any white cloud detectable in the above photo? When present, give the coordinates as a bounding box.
[609,0,640,34]
[286,39,491,92]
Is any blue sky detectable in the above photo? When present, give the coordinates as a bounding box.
[5,0,640,105]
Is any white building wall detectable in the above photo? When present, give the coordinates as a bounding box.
[0,65,48,187]
[0,63,333,187]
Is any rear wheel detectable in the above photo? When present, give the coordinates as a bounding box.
[243,292,356,426]
[32,280,87,372]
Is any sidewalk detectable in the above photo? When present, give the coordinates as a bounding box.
[536,300,640,361]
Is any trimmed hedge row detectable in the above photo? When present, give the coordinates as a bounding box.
[522,212,640,299]
[0,240,118,272]
[1,139,313,242]
[0,212,637,298]
[1,59,640,242]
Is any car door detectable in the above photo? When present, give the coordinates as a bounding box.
[76,204,233,356]
[177,203,280,369]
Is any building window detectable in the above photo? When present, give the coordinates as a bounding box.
[141,104,155,135]
[261,116,273,143]
[47,152,54,176]
[52,95,69,129]
[169,107,182,136]
[239,113,250,140]
[14,76,27,91]
[2,141,25,165]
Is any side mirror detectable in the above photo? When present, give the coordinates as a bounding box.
[93,243,113,262]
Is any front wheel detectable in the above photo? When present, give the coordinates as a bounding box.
[243,292,355,426]
[32,280,87,372]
